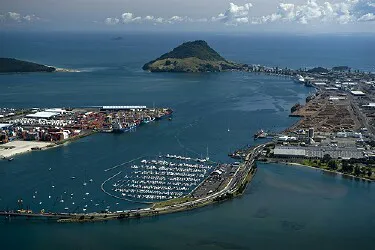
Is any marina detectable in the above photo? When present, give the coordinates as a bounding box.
[0,146,260,222]
[104,155,215,202]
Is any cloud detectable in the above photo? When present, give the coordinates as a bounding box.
[103,1,375,27]
[105,17,119,25]
[0,12,40,23]
[8,12,21,21]
[258,0,375,24]
[104,12,195,25]
[358,12,375,21]
[212,2,253,25]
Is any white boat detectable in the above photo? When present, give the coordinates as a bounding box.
[294,74,305,84]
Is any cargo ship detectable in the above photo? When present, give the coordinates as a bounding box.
[154,108,173,120]
[141,116,155,124]
[254,129,268,139]
[112,119,137,133]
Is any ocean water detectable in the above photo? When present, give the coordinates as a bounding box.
[0,32,374,249]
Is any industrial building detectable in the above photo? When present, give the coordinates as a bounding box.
[350,90,366,96]
[273,146,364,159]
[100,106,147,111]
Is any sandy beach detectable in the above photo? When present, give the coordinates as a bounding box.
[0,140,54,159]
[55,67,81,73]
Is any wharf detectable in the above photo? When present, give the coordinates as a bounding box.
[0,106,173,159]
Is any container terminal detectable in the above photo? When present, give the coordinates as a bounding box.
[0,106,173,159]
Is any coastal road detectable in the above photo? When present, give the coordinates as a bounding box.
[150,143,266,214]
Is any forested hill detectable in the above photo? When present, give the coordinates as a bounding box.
[143,40,244,72]
[0,58,56,73]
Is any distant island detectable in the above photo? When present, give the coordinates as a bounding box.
[307,67,329,74]
[112,36,123,41]
[142,40,244,73]
[0,58,80,73]
[332,66,350,72]
[0,58,56,73]
[307,66,351,74]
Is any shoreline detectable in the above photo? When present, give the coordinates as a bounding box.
[0,130,95,160]
[0,141,54,159]
[261,159,373,182]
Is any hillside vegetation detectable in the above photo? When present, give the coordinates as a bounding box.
[155,40,225,61]
[143,40,244,73]
[0,58,56,73]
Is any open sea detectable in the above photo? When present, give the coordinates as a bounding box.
[0,32,375,249]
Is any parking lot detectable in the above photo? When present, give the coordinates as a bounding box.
[191,163,237,198]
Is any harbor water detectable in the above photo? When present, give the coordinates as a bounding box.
[0,32,374,249]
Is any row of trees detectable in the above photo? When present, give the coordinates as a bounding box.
[321,154,372,177]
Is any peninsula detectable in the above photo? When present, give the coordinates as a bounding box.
[142,40,244,72]
[0,58,56,73]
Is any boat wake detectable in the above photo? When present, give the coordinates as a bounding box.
[77,66,111,72]
[104,156,145,172]
[174,118,202,158]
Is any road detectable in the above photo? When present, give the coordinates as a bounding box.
[148,143,266,215]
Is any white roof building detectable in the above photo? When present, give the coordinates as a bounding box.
[277,136,297,141]
[45,108,67,114]
[363,103,375,108]
[342,82,358,86]
[314,82,327,86]
[102,106,147,110]
[0,123,13,129]
[26,111,59,119]
[351,90,365,96]
[329,96,346,101]
[274,147,306,157]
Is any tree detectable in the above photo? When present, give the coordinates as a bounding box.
[342,160,353,173]
[328,160,338,170]
[322,154,332,164]
[367,168,372,178]
[354,166,361,176]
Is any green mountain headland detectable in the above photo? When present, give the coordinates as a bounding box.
[0,58,56,73]
[142,40,244,72]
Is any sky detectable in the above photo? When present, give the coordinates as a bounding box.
[1,0,375,33]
